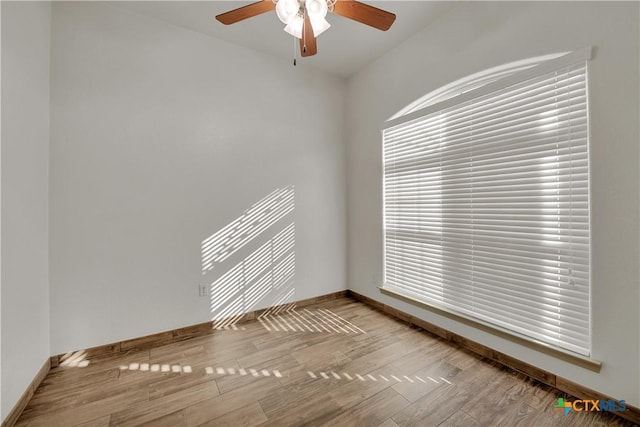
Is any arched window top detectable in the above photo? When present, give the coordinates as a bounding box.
[389,52,567,122]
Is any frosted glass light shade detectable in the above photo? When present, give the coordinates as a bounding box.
[284,14,304,38]
[276,0,300,24]
[305,0,327,20]
[310,17,330,37]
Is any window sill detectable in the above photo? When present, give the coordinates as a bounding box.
[379,286,602,373]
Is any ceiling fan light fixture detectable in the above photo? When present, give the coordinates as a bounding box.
[284,13,304,38]
[276,0,300,24]
[215,0,397,60]
[305,0,328,20]
[310,17,330,37]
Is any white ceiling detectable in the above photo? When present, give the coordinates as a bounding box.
[109,1,456,78]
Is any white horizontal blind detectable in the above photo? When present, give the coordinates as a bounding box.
[383,54,590,356]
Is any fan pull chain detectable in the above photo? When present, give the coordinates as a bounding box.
[302,11,307,54]
[293,35,297,66]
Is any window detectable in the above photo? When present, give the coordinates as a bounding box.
[382,48,592,356]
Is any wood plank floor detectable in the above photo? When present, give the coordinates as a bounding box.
[16,297,632,426]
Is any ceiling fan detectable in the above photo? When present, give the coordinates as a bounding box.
[215,0,396,60]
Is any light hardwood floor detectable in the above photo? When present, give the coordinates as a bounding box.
[16,297,632,426]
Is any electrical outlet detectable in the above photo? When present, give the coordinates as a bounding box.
[199,285,207,297]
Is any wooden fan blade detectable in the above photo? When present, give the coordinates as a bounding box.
[332,1,396,31]
[215,1,275,25]
[300,14,318,57]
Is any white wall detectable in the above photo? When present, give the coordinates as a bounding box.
[346,1,639,406]
[0,0,3,416]
[1,1,52,420]
[49,2,347,354]
[1,1,3,415]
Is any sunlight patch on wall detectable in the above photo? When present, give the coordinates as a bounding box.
[201,186,295,274]
[201,186,296,329]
